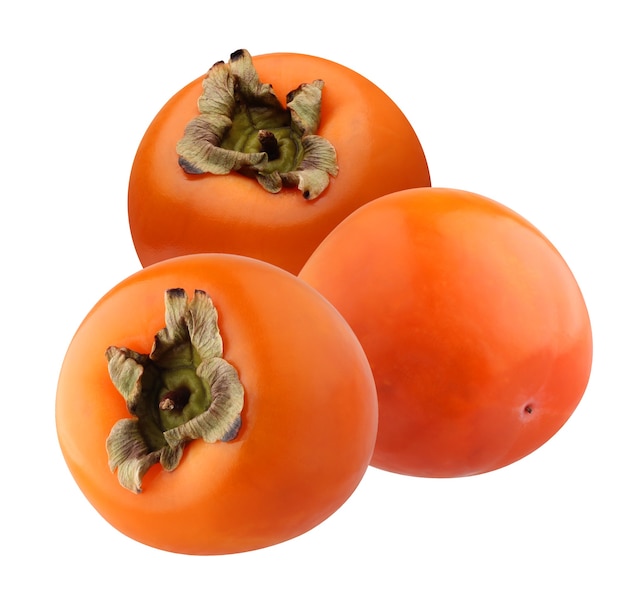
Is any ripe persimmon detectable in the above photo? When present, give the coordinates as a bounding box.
[56,254,378,554]
[128,49,430,274]
[300,188,593,477]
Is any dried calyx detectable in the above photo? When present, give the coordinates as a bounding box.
[176,49,338,200]
[105,289,244,493]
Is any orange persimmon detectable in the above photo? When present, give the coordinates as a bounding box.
[299,188,593,477]
[56,254,378,554]
[128,49,430,274]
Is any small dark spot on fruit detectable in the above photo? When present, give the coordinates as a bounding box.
[524,404,533,414]
[303,190,311,200]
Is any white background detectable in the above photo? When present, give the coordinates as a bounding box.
[3,1,624,605]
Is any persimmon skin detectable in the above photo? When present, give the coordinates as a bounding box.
[128,52,430,274]
[56,254,378,555]
[299,188,593,478]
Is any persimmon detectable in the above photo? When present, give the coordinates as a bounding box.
[299,188,593,477]
[56,254,378,554]
[128,49,430,274]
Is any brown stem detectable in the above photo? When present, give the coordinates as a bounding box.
[159,386,191,411]
[258,130,281,161]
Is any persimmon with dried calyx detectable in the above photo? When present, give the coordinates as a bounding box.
[299,187,593,478]
[128,49,430,274]
[55,254,378,555]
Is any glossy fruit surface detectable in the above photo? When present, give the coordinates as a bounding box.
[299,187,593,477]
[56,254,378,554]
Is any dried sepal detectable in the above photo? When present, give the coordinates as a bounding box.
[176,49,338,199]
[227,49,285,112]
[106,419,161,493]
[106,346,146,413]
[256,171,283,194]
[176,56,272,176]
[281,135,339,199]
[105,289,245,493]
[177,115,267,175]
[164,357,244,447]
[286,80,324,136]
[187,289,224,361]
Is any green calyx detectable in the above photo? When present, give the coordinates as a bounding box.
[176,49,338,200]
[105,288,244,494]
